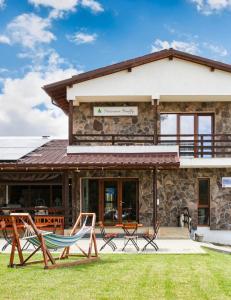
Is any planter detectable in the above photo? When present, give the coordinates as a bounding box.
[195,233,204,242]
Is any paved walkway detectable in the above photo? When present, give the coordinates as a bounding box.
[0,238,205,254]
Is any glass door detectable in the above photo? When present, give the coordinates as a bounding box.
[103,181,118,224]
[179,115,195,157]
[122,180,138,222]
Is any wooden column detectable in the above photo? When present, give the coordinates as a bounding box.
[68,100,74,145]
[152,168,157,229]
[62,171,69,228]
[152,99,159,145]
[71,172,80,225]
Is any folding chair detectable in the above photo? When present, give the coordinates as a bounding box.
[1,221,13,251]
[142,222,160,251]
[122,223,139,251]
[98,221,118,251]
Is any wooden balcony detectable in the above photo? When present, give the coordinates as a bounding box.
[72,133,231,157]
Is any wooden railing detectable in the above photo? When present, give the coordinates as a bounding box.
[72,133,231,157]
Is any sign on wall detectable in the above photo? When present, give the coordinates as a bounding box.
[93,106,138,116]
[222,177,231,188]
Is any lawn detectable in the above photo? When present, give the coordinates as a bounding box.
[0,250,230,300]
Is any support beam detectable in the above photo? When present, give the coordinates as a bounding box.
[152,168,157,230]
[153,99,159,145]
[68,100,74,145]
[63,171,69,228]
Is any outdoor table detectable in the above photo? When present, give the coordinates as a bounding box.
[115,223,143,251]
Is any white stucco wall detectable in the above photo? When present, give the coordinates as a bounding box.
[196,227,231,245]
[67,58,231,102]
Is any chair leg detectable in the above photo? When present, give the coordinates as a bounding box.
[100,238,116,251]
[122,239,130,251]
[130,238,139,251]
[2,241,10,251]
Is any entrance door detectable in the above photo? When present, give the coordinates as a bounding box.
[103,180,119,224]
[82,178,138,224]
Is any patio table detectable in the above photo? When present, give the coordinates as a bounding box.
[115,223,143,251]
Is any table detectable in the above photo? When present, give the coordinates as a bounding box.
[115,223,143,251]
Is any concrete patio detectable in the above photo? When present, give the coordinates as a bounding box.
[0,238,205,255]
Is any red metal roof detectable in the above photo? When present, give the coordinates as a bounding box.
[0,140,179,169]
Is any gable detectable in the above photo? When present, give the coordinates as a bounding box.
[67,57,231,102]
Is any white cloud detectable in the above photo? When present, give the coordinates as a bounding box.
[81,0,104,13]
[68,32,97,44]
[0,35,10,44]
[5,13,55,49]
[0,51,80,137]
[151,39,199,54]
[29,0,104,16]
[190,0,231,14]
[203,42,228,56]
[28,0,79,11]
[0,0,5,9]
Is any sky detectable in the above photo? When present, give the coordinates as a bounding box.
[0,0,231,137]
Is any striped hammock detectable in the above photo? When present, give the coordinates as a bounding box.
[22,218,91,250]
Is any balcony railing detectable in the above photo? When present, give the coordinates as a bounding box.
[72,133,231,157]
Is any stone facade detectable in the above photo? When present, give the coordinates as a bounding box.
[71,101,231,230]
[73,101,231,136]
[73,102,154,136]
[158,168,231,230]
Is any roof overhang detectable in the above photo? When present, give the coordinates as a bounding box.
[43,48,231,114]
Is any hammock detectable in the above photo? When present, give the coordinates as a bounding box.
[22,217,91,250]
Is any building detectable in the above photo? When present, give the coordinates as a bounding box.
[1,49,231,244]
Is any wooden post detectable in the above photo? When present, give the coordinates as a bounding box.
[69,100,74,145]
[153,168,157,230]
[71,172,79,226]
[153,99,158,145]
[63,171,69,228]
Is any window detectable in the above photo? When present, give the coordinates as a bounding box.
[160,113,214,157]
[198,179,210,226]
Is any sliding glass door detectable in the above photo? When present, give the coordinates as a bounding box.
[160,113,214,157]
[82,178,138,224]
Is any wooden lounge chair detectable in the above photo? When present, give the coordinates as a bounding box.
[8,212,99,270]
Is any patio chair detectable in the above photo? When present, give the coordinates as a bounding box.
[98,221,118,251]
[122,223,139,251]
[0,220,33,251]
[142,222,160,251]
[0,220,13,251]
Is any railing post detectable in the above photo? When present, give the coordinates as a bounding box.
[112,135,115,145]
[200,135,204,158]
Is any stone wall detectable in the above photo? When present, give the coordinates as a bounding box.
[73,102,154,135]
[73,101,231,136]
[157,168,231,230]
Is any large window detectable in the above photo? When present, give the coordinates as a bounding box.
[198,178,210,226]
[8,185,63,207]
[160,113,214,157]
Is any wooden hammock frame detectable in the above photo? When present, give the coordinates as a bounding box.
[8,212,99,270]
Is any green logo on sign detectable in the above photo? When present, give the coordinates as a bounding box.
[98,108,102,113]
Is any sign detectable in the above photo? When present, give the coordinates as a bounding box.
[93,106,138,117]
[222,177,231,188]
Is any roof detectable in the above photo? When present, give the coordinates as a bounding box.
[0,140,179,170]
[0,137,50,161]
[43,48,231,114]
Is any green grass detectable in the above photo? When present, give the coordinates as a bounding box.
[0,250,230,300]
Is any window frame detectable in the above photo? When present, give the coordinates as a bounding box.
[197,177,210,227]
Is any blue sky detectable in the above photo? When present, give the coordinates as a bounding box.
[0,0,231,137]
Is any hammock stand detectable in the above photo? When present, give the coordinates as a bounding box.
[8,212,99,270]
